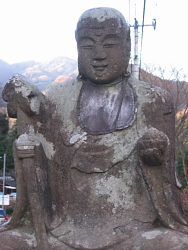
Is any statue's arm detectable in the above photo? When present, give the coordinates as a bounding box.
[137,87,188,233]
[2,74,45,119]
[1,75,48,237]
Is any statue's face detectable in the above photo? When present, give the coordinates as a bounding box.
[77,20,126,84]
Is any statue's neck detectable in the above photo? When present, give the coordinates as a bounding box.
[85,76,123,88]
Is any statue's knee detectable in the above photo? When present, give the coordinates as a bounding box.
[120,228,188,250]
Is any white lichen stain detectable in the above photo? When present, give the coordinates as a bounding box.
[36,133,55,159]
[16,126,40,150]
[70,132,87,145]
[142,230,162,239]
[96,169,135,213]
[79,8,124,29]
[30,96,40,114]
[11,230,37,247]
[25,237,37,247]
[14,81,32,97]
[93,167,104,172]
[175,170,182,188]
[52,204,56,211]
[99,125,140,164]
[48,235,63,247]
[133,247,141,250]
[37,122,42,127]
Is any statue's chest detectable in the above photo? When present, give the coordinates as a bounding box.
[78,80,137,135]
[59,81,137,173]
[69,126,139,173]
[70,135,115,173]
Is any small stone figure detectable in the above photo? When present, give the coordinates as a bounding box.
[1,7,188,250]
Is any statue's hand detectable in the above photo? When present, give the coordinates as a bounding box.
[15,131,40,159]
[137,128,169,166]
[2,74,42,118]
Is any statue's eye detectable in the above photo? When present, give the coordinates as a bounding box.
[103,43,117,48]
[80,45,94,49]
[103,36,121,48]
[79,38,94,49]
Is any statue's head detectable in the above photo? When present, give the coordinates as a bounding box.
[75,7,131,84]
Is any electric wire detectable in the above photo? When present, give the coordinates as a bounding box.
[135,0,137,19]
[129,0,131,24]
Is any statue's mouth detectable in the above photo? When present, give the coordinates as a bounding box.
[92,64,108,71]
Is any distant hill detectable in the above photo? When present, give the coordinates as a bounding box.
[0,57,78,108]
[0,59,36,86]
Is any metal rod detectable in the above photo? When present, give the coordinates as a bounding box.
[2,153,6,209]
[133,18,139,79]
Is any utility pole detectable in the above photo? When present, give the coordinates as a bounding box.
[2,153,6,209]
[130,18,156,79]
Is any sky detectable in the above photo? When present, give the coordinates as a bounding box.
[0,0,187,77]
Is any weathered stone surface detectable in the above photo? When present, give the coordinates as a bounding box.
[78,77,137,134]
[1,7,188,250]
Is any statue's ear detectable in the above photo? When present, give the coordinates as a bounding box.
[77,66,87,80]
[75,30,78,41]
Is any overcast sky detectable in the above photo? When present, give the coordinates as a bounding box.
[0,0,187,76]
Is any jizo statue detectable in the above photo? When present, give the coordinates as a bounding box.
[1,7,188,250]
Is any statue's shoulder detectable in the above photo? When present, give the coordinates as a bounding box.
[129,75,173,106]
[46,78,83,103]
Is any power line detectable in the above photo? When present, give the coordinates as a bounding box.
[135,0,137,19]
[128,0,130,24]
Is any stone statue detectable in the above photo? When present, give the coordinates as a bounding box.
[1,7,188,250]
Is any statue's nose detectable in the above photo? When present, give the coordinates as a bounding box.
[92,45,107,60]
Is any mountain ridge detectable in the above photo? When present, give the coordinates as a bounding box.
[0,56,78,107]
